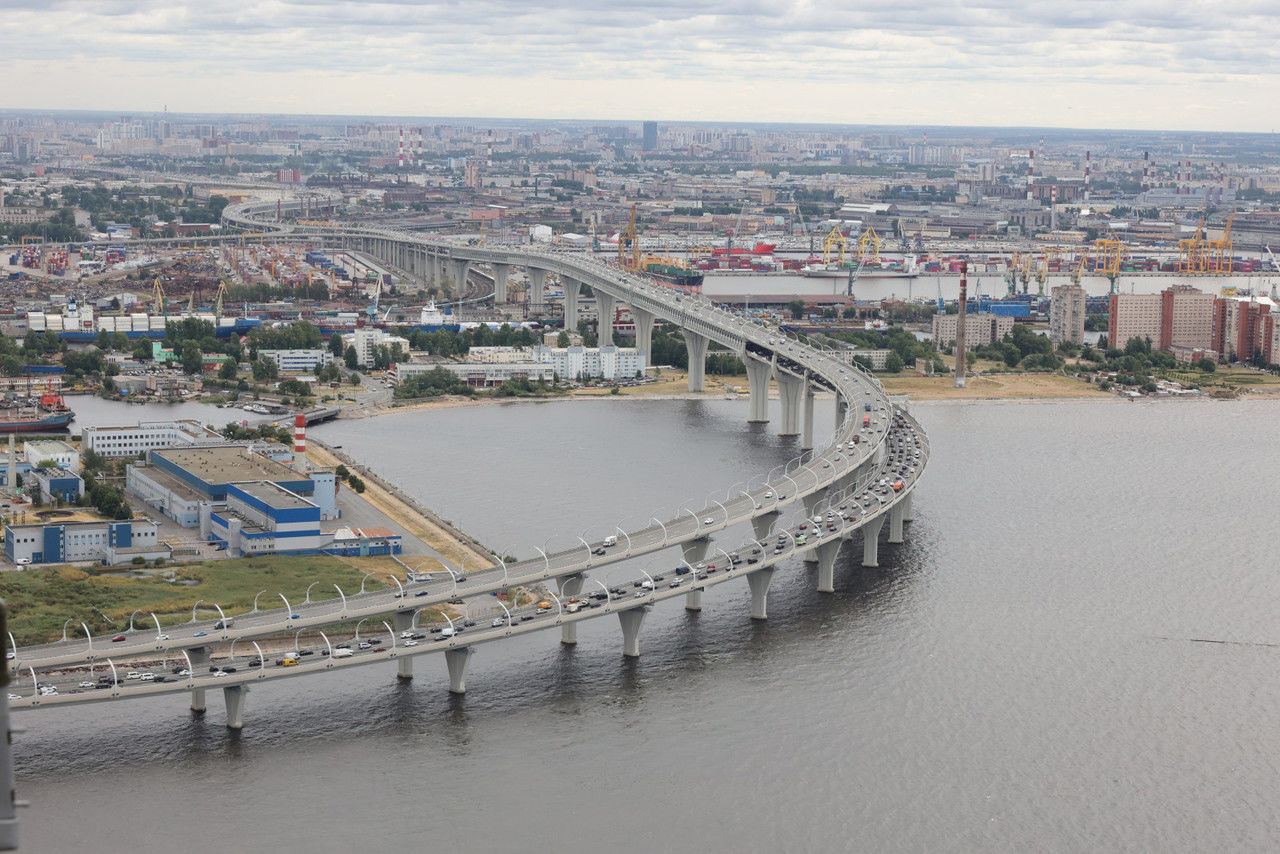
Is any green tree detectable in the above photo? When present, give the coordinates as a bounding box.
[180,342,203,375]
[218,359,238,381]
[788,300,806,320]
[344,345,359,370]
[328,334,344,357]
[884,353,904,373]
[1197,358,1216,373]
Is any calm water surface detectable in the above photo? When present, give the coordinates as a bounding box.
[15,396,1280,853]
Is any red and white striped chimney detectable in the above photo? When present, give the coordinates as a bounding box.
[1026,149,1034,201]
[293,414,307,470]
[1142,151,1149,192]
[1084,151,1091,202]
[398,127,405,170]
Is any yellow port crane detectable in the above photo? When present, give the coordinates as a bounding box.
[213,279,230,316]
[617,205,641,272]
[822,225,847,265]
[856,226,882,266]
[151,277,166,314]
[1207,210,1236,275]
[1178,213,1209,274]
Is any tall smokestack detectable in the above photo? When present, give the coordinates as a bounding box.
[1142,150,1149,192]
[487,130,493,166]
[398,127,405,170]
[6,434,13,496]
[1050,184,1058,231]
[1026,149,1035,201]
[293,414,307,470]
[955,262,968,389]
[1084,150,1091,202]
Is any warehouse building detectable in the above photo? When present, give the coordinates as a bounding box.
[81,419,222,458]
[5,518,164,566]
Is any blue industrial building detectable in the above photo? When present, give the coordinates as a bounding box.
[5,518,164,566]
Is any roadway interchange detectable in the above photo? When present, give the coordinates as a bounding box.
[10,215,931,727]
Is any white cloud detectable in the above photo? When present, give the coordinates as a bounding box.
[1,0,1278,130]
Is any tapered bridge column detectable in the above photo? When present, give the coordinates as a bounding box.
[223,685,248,730]
[889,503,905,544]
[558,573,585,644]
[835,393,848,430]
[683,538,710,611]
[528,268,547,312]
[861,515,885,567]
[746,356,772,423]
[746,567,774,620]
[445,646,474,695]
[801,386,816,451]
[563,277,580,330]
[631,307,655,366]
[393,611,414,679]
[751,511,778,543]
[682,330,708,392]
[814,539,841,593]
[776,373,803,436]
[800,487,828,565]
[902,492,914,522]
[491,263,510,304]
[597,291,617,345]
[189,645,211,713]
[618,606,649,658]
[448,259,470,294]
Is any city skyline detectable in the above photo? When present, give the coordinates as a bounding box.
[4,0,1280,133]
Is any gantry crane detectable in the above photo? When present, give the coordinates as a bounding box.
[151,277,166,314]
[855,226,882,266]
[617,205,641,272]
[1207,210,1235,274]
[822,225,847,266]
[1178,212,1209,274]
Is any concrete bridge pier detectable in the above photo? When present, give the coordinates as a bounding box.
[563,277,580,330]
[682,330,709,392]
[223,685,248,730]
[745,357,772,423]
[776,373,803,436]
[902,492,914,522]
[861,516,886,567]
[444,647,475,695]
[683,538,710,611]
[814,539,841,593]
[491,263,510,303]
[393,611,415,679]
[558,574,585,644]
[888,503,906,544]
[618,606,649,658]
[428,254,443,287]
[189,646,211,713]
[801,488,828,565]
[746,567,774,620]
[527,268,547,312]
[597,291,617,345]
[631,307,655,365]
[448,259,470,294]
[751,511,778,543]
[835,393,847,430]
[800,387,816,451]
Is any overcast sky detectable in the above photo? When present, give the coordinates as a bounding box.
[4,0,1279,132]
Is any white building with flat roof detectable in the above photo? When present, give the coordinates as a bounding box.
[341,328,409,368]
[23,439,78,470]
[534,344,646,381]
[82,419,222,458]
[258,349,335,373]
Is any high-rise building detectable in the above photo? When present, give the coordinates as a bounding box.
[1109,286,1217,354]
[1049,284,1086,345]
[641,121,658,151]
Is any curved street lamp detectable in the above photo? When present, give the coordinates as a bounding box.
[189,600,204,624]
[279,593,295,622]
[649,517,668,547]
[333,584,348,618]
[386,575,404,598]
[303,581,320,604]
[615,526,632,555]
[534,547,550,576]
[60,618,74,643]
[250,590,268,613]
[252,641,266,678]
[127,610,143,633]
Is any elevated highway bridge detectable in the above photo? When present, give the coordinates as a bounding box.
[8,202,932,729]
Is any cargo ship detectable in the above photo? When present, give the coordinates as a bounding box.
[643,261,703,293]
[0,391,74,434]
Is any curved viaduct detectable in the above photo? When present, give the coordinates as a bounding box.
[7,203,930,729]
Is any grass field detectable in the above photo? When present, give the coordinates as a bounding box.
[0,555,399,646]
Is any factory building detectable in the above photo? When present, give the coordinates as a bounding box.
[5,518,163,566]
[126,443,338,527]
[27,467,84,504]
[23,439,78,470]
[204,481,332,557]
[257,349,335,373]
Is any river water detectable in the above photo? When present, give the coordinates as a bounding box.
[15,396,1280,852]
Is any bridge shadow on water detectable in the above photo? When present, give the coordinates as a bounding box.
[15,517,938,778]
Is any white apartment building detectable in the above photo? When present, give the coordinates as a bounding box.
[341,328,410,368]
[930,313,1015,348]
[1049,284,1086,345]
